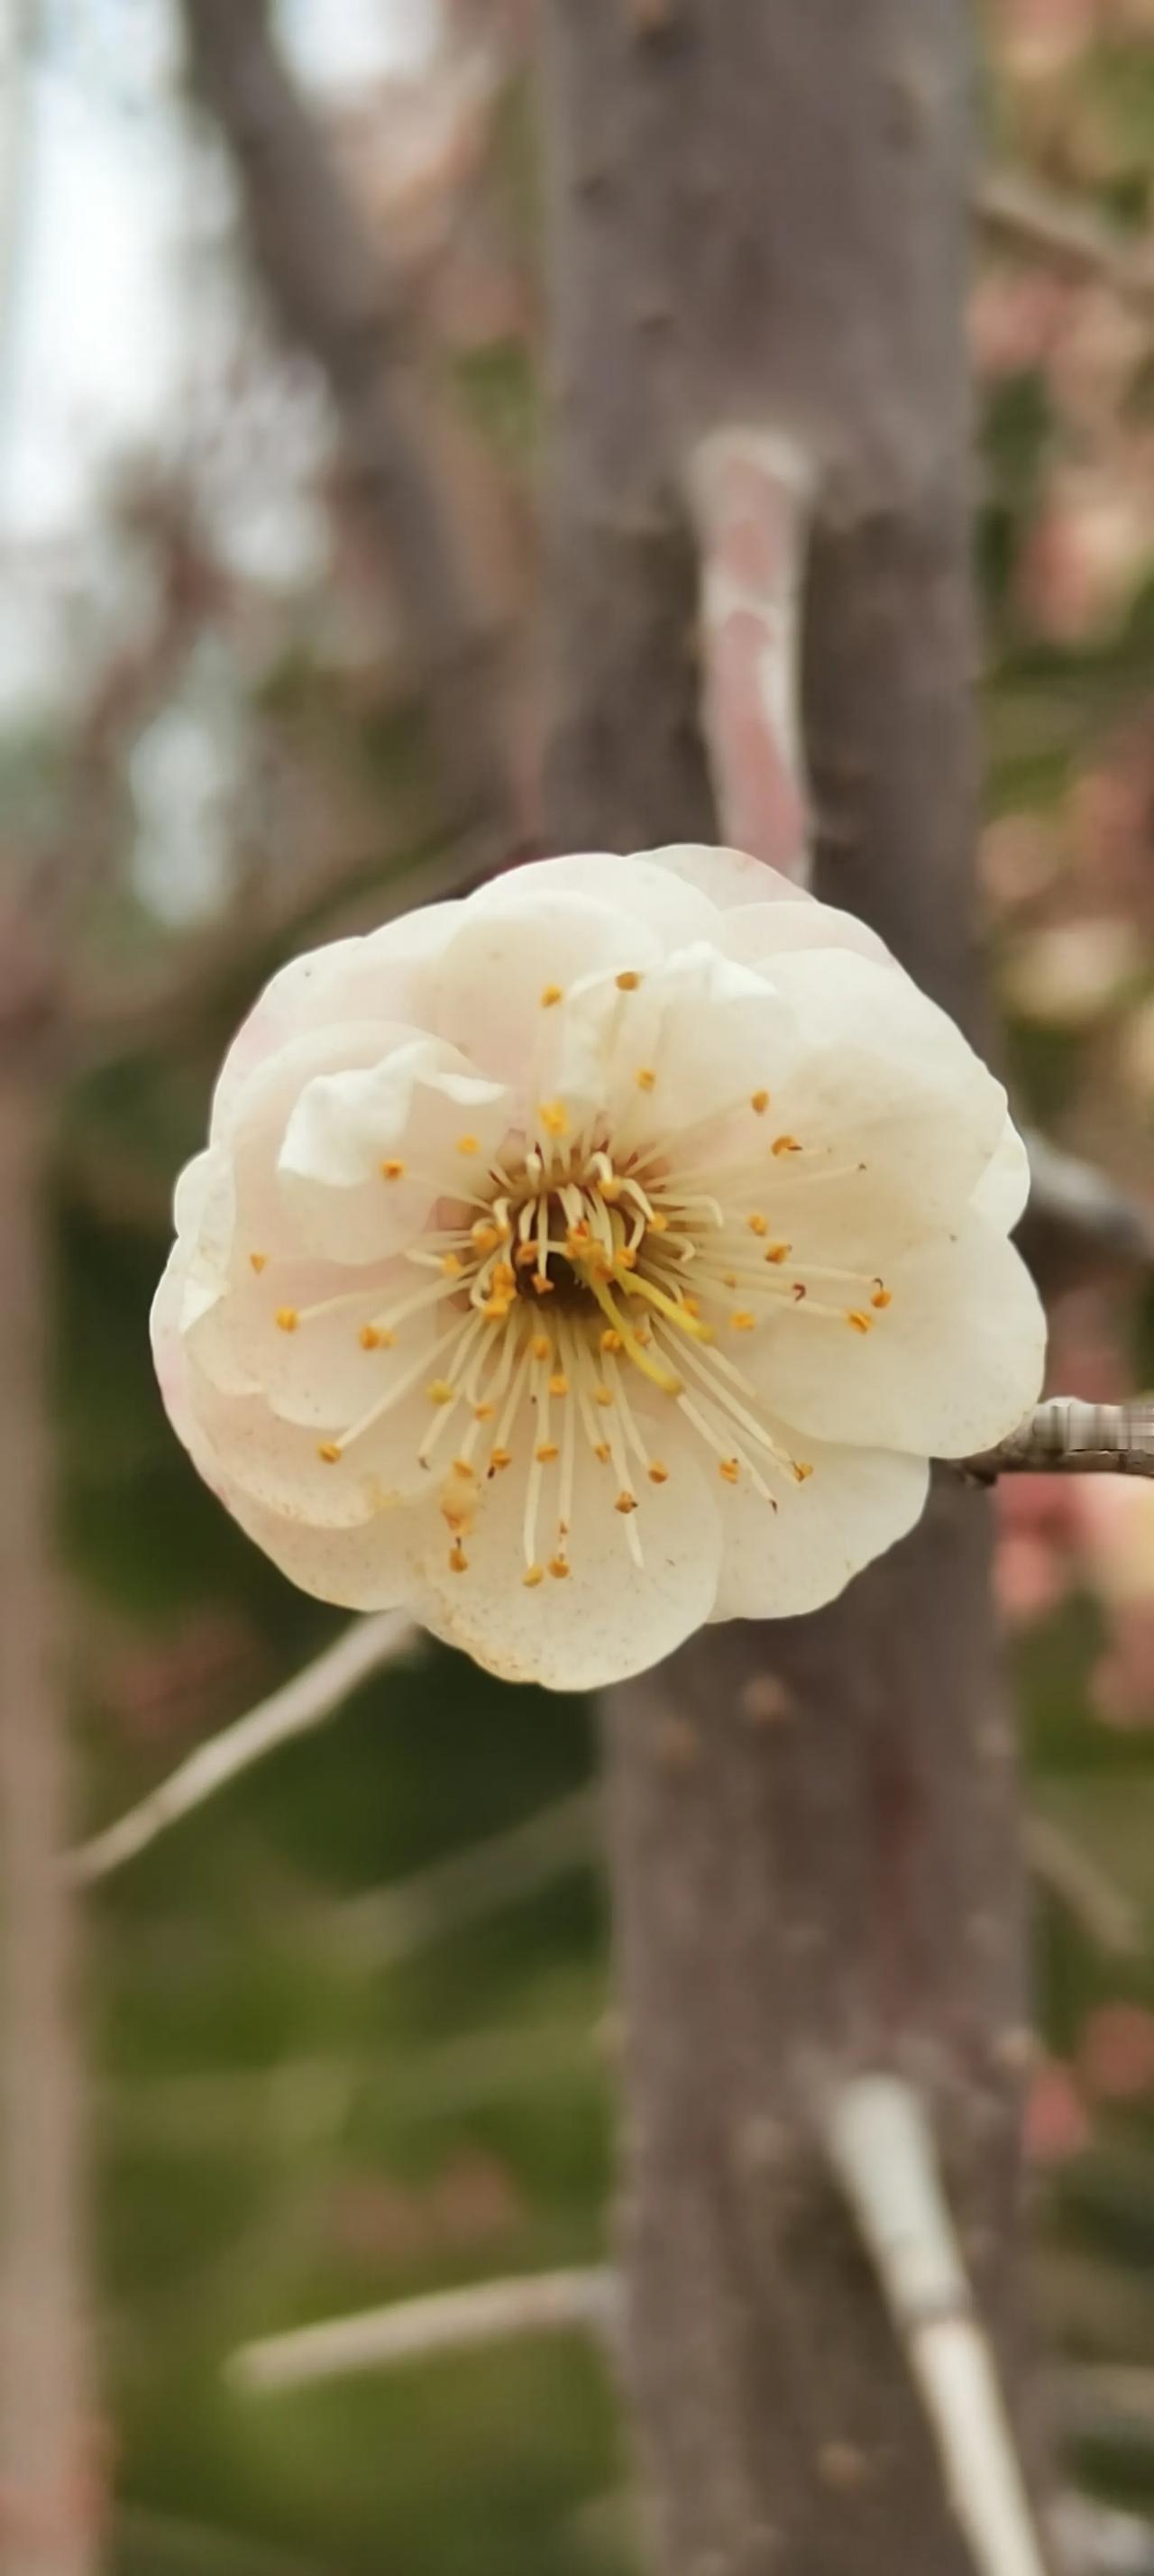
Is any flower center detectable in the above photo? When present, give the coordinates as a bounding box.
[265,1111,893,1590]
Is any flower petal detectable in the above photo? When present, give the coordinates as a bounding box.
[212,904,465,1129]
[224,1482,437,1613]
[639,841,810,912]
[720,896,893,968]
[710,1437,930,1619]
[740,1210,1046,1458]
[277,1040,514,1265]
[474,853,719,950]
[426,890,665,1094]
[971,1115,1031,1235]
[407,1432,723,1691]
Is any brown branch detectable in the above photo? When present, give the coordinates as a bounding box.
[976,169,1154,314]
[180,0,512,841]
[0,1086,97,2575]
[961,1400,1154,1484]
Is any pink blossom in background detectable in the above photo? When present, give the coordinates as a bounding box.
[1079,2003,1154,2102]
[1023,2057,1092,2165]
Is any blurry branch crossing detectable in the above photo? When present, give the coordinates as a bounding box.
[229,2268,617,2396]
[977,169,1154,316]
[825,2077,1049,2576]
[69,1610,417,1885]
[180,0,514,855]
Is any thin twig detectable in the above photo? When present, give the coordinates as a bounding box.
[976,170,1154,315]
[960,1401,1154,1484]
[69,1612,417,1886]
[1024,1816,1140,1957]
[228,2267,618,2395]
[333,1786,599,1966]
[824,2075,1049,2576]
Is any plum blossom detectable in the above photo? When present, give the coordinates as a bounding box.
[152,845,1046,1691]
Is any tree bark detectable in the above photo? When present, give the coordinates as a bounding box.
[540,6,1041,2571]
[0,1086,96,2575]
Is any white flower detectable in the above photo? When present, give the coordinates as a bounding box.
[151,844,1046,1691]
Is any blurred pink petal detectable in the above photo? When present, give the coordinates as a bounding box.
[1079,2003,1154,2102]
[1023,2057,1091,2164]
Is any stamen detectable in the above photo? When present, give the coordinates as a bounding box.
[275,1307,298,1334]
[249,1251,267,1273]
[540,985,563,1008]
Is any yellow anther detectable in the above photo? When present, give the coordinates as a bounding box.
[718,1458,740,1485]
[536,1441,560,1464]
[648,1210,669,1232]
[747,1213,768,1237]
[275,1307,298,1334]
[600,1328,623,1353]
[792,1461,815,1483]
[441,1252,464,1278]
[472,1221,500,1253]
[473,1401,496,1421]
[249,1251,268,1273]
[448,1542,469,1572]
[648,1461,670,1485]
[515,1242,539,1269]
[380,1158,406,1180]
[481,1297,511,1322]
[532,1273,555,1296]
[616,1244,637,1272]
[523,1563,545,1588]
[593,1442,611,1463]
[451,1459,476,1481]
[847,1310,873,1334]
[765,1242,791,1265]
[427,1378,456,1404]
[594,1385,614,1408]
[751,1089,770,1115]
[616,969,643,991]
[600,1175,623,1204]
[871,1282,892,1310]
[538,1099,569,1138]
[490,1446,513,1471]
[548,1371,570,1398]
[772,1135,801,1157]
[360,1324,393,1351]
[730,1311,756,1333]
[541,984,563,1010]
[615,1490,637,1516]
[548,1554,571,1580]
[682,1295,701,1317]
[532,1334,552,1361]
[636,1067,656,1092]
[317,1442,342,1464]
[456,1134,481,1156]
[491,1260,517,1291]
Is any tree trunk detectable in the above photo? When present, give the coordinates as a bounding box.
[540,6,1041,2570]
[0,1086,96,2576]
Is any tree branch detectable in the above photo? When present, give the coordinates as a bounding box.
[334,1786,598,1967]
[689,428,813,883]
[180,0,511,839]
[1024,1816,1139,1958]
[228,2267,617,2396]
[69,1610,417,1886]
[976,170,1154,316]
[961,1401,1154,1483]
[824,2076,1049,2576]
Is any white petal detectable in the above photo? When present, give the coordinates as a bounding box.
[224,1482,435,1613]
[151,1247,227,1497]
[720,897,893,968]
[754,948,1010,1226]
[278,1039,513,1265]
[710,1438,930,1619]
[426,890,664,1094]
[741,1211,1046,1458]
[407,1432,723,1691]
[970,1115,1031,1235]
[472,852,719,950]
[212,907,464,1129]
[558,942,788,1147]
[639,842,810,912]
[186,1252,436,1423]
[170,1149,236,1327]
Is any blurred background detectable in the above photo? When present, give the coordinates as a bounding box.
[2,1,1154,2569]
